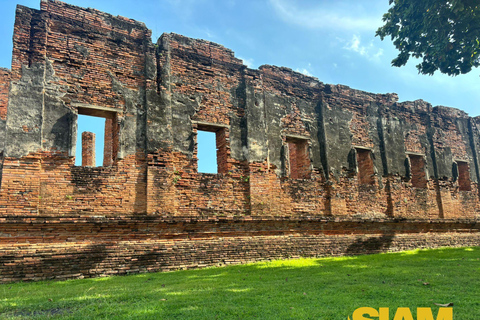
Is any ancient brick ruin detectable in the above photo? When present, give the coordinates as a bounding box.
[0,0,479,282]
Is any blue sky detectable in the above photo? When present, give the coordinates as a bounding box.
[1,0,479,168]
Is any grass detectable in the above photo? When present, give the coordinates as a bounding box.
[0,246,479,319]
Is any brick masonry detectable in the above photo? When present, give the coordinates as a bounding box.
[0,0,479,282]
[0,68,10,121]
[81,131,95,167]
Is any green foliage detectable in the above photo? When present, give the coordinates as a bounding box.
[172,171,181,184]
[376,0,480,75]
[0,247,479,319]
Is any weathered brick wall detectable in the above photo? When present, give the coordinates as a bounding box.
[318,85,480,220]
[37,154,147,215]
[40,0,151,110]
[320,86,393,217]
[0,68,10,121]
[0,0,152,216]
[245,65,326,216]
[146,33,252,215]
[1,1,479,220]
[378,103,480,220]
[377,101,439,219]
[164,33,244,125]
[0,67,9,164]
[0,0,479,282]
[146,150,250,216]
[430,107,480,219]
[0,216,479,282]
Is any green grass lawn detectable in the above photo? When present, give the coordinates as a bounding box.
[0,246,479,319]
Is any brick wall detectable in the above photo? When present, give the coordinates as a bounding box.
[38,0,151,110]
[165,33,244,126]
[0,0,479,282]
[0,68,10,120]
[1,2,478,221]
[1,216,479,282]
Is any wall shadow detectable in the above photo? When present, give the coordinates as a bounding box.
[345,233,395,255]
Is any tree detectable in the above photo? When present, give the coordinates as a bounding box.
[376,0,480,76]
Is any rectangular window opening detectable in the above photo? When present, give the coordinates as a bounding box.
[76,108,118,167]
[196,124,228,174]
[286,137,310,179]
[408,154,427,188]
[356,148,375,185]
[457,161,471,191]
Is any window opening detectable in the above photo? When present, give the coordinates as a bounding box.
[356,148,375,185]
[76,109,117,167]
[286,137,310,179]
[197,130,217,174]
[407,154,427,188]
[196,124,228,174]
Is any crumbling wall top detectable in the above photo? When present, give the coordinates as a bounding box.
[395,99,433,114]
[40,0,150,35]
[258,64,324,99]
[432,105,470,119]
[325,83,399,106]
[162,32,243,66]
[259,65,322,85]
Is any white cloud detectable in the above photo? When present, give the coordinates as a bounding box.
[295,63,313,76]
[295,68,312,76]
[269,0,382,31]
[239,56,255,68]
[199,27,216,39]
[343,35,384,61]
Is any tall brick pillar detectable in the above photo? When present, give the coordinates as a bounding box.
[82,131,96,167]
[104,118,113,167]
